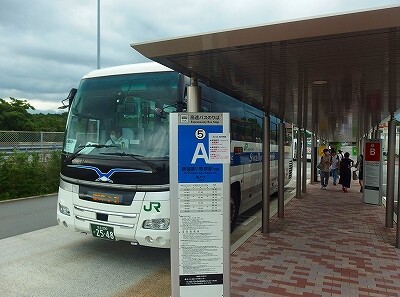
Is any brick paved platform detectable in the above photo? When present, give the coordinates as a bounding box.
[231,182,400,296]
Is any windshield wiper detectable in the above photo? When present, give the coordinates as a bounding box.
[64,144,118,164]
[99,152,158,173]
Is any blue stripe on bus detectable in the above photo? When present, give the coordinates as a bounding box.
[230,152,279,166]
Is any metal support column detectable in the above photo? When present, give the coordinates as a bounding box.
[302,71,308,193]
[296,70,304,199]
[187,78,201,112]
[262,47,272,234]
[397,126,400,247]
[311,85,318,185]
[388,28,400,246]
[376,129,381,140]
[376,125,382,140]
[262,115,271,234]
[310,134,316,184]
[278,120,285,218]
[361,136,366,155]
[296,127,302,198]
[302,129,307,193]
[396,133,400,249]
[386,115,396,228]
[97,0,101,69]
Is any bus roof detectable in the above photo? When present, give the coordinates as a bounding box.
[82,62,173,79]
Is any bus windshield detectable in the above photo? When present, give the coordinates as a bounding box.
[63,71,180,158]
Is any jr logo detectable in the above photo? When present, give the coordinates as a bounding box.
[143,202,161,212]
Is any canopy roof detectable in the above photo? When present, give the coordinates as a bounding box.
[132,6,400,142]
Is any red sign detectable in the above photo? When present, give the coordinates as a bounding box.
[365,142,381,162]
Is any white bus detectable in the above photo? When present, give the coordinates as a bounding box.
[57,62,293,248]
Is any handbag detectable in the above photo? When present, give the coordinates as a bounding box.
[352,171,358,180]
[316,156,324,170]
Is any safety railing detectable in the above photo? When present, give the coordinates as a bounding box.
[0,131,64,154]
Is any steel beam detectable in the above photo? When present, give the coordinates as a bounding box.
[386,115,395,228]
[278,120,284,218]
[262,115,271,234]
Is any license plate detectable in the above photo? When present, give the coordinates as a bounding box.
[90,224,115,241]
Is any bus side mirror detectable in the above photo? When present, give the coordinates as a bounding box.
[68,88,77,107]
[59,88,77,110]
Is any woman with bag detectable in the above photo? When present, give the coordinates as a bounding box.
[319,148,332,190]
[339,152,354,192]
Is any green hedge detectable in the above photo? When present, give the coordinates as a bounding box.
[0,151,60,201]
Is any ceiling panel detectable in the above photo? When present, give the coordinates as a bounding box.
[133,7,400,142]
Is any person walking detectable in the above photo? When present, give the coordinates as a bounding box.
[355,154,364,193]
[339,152,354,192]
[330,149,340,186]
[319,148,331,190]
[337,149,344,161]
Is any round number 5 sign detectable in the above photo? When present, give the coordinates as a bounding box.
[195,128,206,140]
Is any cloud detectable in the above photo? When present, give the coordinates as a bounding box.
[0,0,399,113]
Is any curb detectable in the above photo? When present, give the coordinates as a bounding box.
[0,193,57,203]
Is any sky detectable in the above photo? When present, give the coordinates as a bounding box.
[1,0,399,113]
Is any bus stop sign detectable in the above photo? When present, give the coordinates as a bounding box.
[178,124,224,183]
[363,139,383,205]
[170,112,231,297]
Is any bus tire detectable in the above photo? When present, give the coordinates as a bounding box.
[230,183,240,232]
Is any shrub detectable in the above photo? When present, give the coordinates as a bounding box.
[0,150,61,201]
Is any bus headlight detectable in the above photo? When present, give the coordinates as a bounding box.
[59,203,70,216]
[142,218,170,230]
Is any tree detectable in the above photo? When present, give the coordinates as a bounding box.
[0,98,35,130]
[31,113,68,132]
[0,97,68,131]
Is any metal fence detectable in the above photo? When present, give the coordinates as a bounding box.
[0,131,64,154]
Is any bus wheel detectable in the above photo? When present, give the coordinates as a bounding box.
[230,185,240,232]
